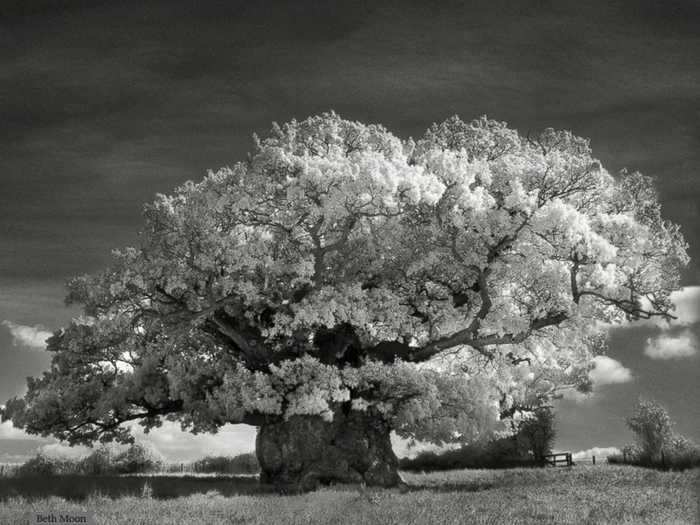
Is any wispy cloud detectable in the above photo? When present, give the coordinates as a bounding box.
[1,320,52,349]
[645,329,698,360]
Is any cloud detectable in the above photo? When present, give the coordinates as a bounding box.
[621,286,700,331]
[37,443,92,460]
[667,286,700,326]
[559,355,633,404]
[391,435,461,459]
[1,320,52,349]
[635,286,700,329]
[559,389,592,404]
[0,420,34,440]
[644,329,698,360]
[0,420,256,464]
[588,355,633,386]
[127,422,256,463]
[572,446,621,461]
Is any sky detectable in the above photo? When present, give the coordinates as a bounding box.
[1,0,699,462]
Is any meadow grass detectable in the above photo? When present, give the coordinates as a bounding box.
[1,465,697,524]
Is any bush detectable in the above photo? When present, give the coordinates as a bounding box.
[664,436,700,470]
[16,454,74,476]
[399,437,535,471]
[515,408,556,464]
[400,407,555,472]
[192,453,259,474]
[626,400,673,461]
[112,443,163,474]
[15,443,164,477]
[613,400,700,471]
[78,447,113,475]
[608,437,700,470]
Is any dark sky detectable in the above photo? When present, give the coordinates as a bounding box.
[1,0,699,460]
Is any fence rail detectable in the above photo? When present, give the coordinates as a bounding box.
[544,452,573,467]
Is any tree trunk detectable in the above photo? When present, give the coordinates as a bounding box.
[255,407,401,492]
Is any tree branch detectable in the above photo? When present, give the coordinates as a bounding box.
[407,311,568,362]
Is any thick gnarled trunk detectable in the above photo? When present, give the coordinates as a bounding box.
[256,408,401,492]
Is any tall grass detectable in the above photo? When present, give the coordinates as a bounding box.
[0,466,697,524]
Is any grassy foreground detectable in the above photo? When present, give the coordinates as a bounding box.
[1,466,698,524]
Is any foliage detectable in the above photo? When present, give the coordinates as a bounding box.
[515,407,556,462]
[626,399,674,460]
[399,439,531,471]
[78,447,113,475]
[2,112,688,449]
[609,400,700,470]
[15,455,75,477]
[14,444,162,477]
[191,454,259,474]
[110,443,163,474]
[400,407,555,470]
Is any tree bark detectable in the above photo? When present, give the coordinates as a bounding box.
[255,406,401,492]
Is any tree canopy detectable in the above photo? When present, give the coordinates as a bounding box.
[2,112,688,447]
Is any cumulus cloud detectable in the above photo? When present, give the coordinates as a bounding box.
[644,329,698,360]
[635,286,700,329]
[559,356,632,404]
[588,355,633,386]
[664,286,700,327]
[0,420,33,439]
[572,446,621,461]
[1,320,52,349]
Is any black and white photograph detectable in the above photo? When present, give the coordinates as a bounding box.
[1,1,699,523]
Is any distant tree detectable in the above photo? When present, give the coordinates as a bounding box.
[193,453,259,474]
[112,443,163,474]
[516,407,556,463]
[1,113,688,491]
[626,399,674,461]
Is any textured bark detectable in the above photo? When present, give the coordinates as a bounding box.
[256,407,401,492]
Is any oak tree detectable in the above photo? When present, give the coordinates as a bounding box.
[2,113,688,490]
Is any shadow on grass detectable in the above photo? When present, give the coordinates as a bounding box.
[0,475,277,501]
[403,481,496,493]
[1,474,507,501]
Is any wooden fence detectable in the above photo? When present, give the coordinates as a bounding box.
[543,452,573,467]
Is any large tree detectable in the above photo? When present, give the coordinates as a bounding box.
[2,113,688,491]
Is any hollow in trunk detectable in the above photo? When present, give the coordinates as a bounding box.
[256,407,401,492]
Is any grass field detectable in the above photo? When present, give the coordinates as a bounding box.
[1,466,698,524]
